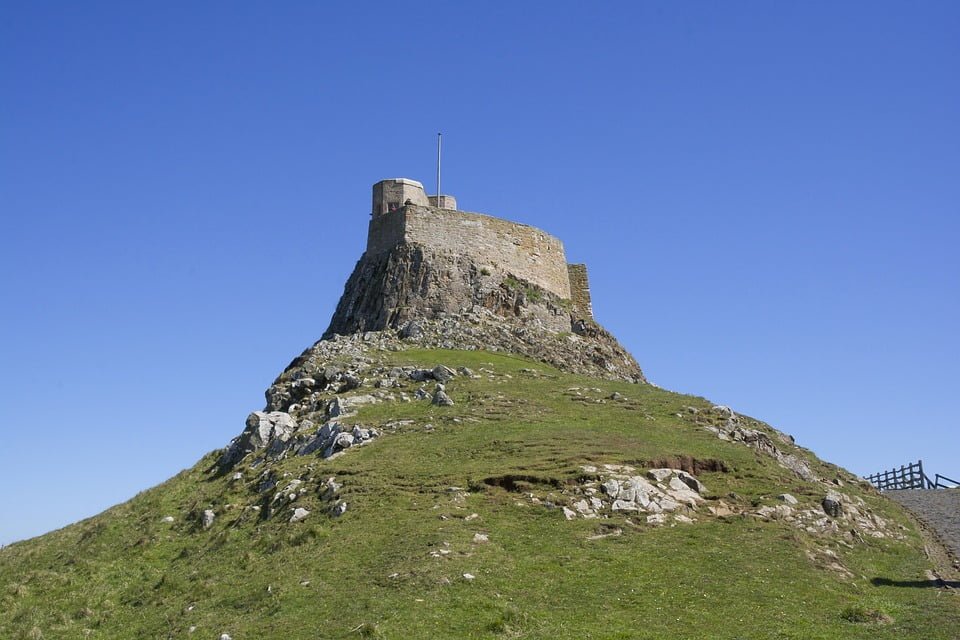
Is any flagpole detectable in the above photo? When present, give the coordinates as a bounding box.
[436,132,442,201]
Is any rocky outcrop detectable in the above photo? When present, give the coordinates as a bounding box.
[218,411,298,469]
[323,243,644,383]
[696,405,818,482]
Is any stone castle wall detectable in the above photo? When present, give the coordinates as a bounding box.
[372,178,431,217]
[367,205,572,300]
[567,264,593,319]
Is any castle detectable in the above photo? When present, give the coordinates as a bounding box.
[321,177,642,381]
[367,178,593,319]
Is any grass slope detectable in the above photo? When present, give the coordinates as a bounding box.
[2,349,957,639]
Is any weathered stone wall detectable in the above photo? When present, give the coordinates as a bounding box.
[567,263,594,319]
[366,207,407,257]
[427,195,458,210]
[372,179,430,216]
[366,205,571,300]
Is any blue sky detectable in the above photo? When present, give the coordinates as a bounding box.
[1,2,957,545]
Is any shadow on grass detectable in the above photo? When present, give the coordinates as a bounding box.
[872,577,960,589]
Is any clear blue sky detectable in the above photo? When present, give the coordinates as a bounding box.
[2,2,957,545]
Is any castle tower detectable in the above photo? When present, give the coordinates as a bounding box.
[371,178,430,216]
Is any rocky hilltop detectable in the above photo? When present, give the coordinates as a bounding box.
[219,184,646,474]
[323,181,644,384]
[323,243,643,383]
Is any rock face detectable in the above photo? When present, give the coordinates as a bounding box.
[696,405,817,482]
[323,244,644,383]
[219,411,298,469]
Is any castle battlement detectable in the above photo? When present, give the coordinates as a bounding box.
[366,178,592,314]
[372,178,458,216]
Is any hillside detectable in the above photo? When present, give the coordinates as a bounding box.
[2,343,958,639]
[4,191,958,639]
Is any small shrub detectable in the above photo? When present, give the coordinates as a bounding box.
[488,603,527,634]
[841,604,893,624]
[355,622,384,638]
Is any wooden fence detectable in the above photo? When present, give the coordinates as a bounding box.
[866,460,959,490]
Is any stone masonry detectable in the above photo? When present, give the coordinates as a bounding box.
[367,204,571,300]
[367,178,586,304]
[567,263,593,319]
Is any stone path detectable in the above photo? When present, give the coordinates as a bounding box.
[886,488,960,560]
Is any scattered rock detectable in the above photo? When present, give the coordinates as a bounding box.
[399,320,423,339]
[290,507,310,523]
[432,385,455,406]
[219,411,298,470]
[697,406,818,482]
[647,469,673,483]
[778,493,799,505]
[161,516,174,523]
[822,492,843,518]
[432,365,456,382]
[659,497,680,512]
[757,505,794,519]
[472,533,489,544]
[409,369,433,382]
[675,471,706,494]
[601,479,620,496]
[333,433,355,449]
[201,509,216,530]
[708,502,735,517]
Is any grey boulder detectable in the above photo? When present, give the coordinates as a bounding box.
[290,507,310,523]
[432,384,455,406]
[202,509,216,529]
[822,492,843,518]
[432,365,457,383]
[219,411,298,470]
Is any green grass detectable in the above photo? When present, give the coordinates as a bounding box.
[1,349,956,639]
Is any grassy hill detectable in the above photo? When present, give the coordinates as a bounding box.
[2,348,957,639]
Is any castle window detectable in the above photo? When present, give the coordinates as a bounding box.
[388,202,400,213]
